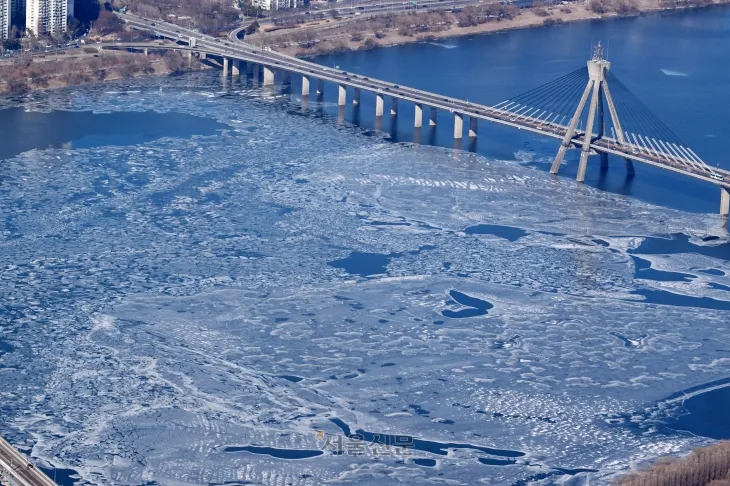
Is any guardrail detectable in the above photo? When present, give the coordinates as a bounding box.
[0,438,56,486]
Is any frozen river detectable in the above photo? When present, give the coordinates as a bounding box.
[2,9,730,484]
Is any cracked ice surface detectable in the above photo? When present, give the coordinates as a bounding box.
[1,73,730,485]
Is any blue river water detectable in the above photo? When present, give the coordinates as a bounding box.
[1,7,730,486]
[315,5,730,214]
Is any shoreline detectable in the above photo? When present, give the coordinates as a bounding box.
[0,50,209,95]
[1,1,728,95]
[269,0,730,57]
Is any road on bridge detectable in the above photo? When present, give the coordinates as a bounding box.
[0,437,56,486]
[118,12,730,200]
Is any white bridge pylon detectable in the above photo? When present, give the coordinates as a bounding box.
[492,42,715,183]
[550,42,624,181]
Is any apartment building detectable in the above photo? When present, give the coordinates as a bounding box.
[1,0,9,40]
[251,0,304,11]
[26,0,66,36]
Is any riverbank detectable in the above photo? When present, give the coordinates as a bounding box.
[615,440,730,485]
[1,0,727,95]
[268,0,730,57]
[0,49,207,95]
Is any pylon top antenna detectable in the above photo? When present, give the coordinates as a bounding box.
[592,41,605,61]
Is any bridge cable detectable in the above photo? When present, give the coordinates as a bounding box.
[607,72,686,145]
[499,68,588,119]
[511,69,588,113]
[617,103,701,169]
[603,76,694,168]
[548,72,593,125]
[504,67,587,105]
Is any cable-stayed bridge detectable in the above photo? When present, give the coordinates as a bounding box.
[112,15,730,215]
[494,43,722,185]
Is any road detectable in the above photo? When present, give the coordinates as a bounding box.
[274,0,511,24]
[0,44,82,61]
[0,438,56,486]
[232,0,506,42]
[117,12,730,188]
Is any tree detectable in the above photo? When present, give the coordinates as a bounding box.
[2,38,22,52]
[94,9,125,35]
[363,38,379,49]
[162,51,187,72]
[7,75,30,94]
[245,20,260,35]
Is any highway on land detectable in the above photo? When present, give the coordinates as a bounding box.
[230,0,498,40]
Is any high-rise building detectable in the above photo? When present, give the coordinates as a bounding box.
[26,0,66,36]
[1,0,9,40]
[251,0,303,10]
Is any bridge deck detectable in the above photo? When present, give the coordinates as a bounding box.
[0,438,56,486]
[115,13,729,189]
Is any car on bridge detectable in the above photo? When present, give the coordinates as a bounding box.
[711,173,724,181]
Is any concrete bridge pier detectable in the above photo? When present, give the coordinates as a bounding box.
[721,188,730,216]
[232,60,240,77]
[338,84,347,106]
[187,51,193,64]
[302,76,310,96]
[414,104,423,128]
[376,94,384,117]
[429,107,437,126]
[625,158,635,177]
[253,64,260,82]
[222,58,229,76]
[469,117,478,138]
[338,105,346,124]
[263,66,274,86]
[454,113,463,139]
[281,71,292,94]
[246,62,254,77]
[199,52,207,60]
[353,88,360,105]
[390,98,398,116]
[144,47,148,56]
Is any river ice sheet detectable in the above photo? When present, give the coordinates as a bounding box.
[1,73,730,485]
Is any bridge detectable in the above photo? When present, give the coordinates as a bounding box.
[0,437,56,486]
[113,13,730,215]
